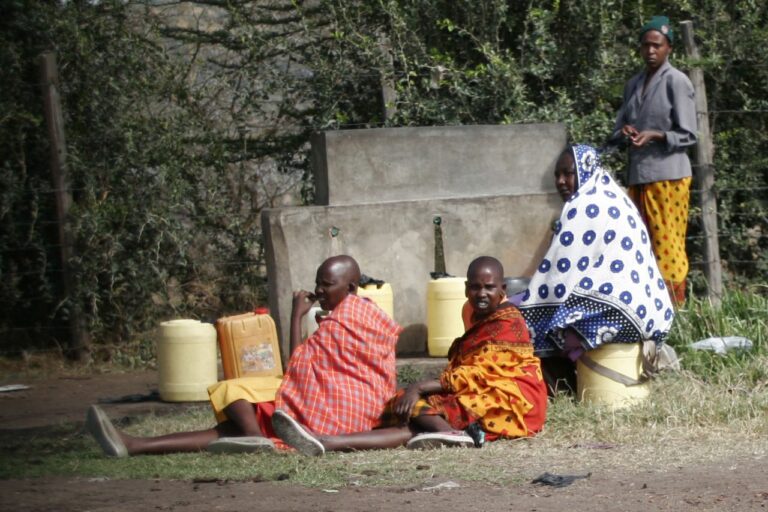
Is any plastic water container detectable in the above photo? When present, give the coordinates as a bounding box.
[427,277,466,357]
[216,312,282,380]
[304,306,325,338]
[157,319,218,402]
[577,343,650,408]
[358,282,395,318]
[505,276,531,306]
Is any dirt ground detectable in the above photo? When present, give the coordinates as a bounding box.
[1,370,767,511]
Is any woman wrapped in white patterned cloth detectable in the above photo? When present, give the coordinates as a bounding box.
[518,144,674,392]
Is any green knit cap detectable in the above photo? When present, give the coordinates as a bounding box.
[639,15,674,44]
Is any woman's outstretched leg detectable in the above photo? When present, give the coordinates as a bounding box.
[410,414,454,433]
[120,423,236,455]
[317,426,415,452]
[271,409,415,455]
[87,403,244,456]
[312,414,456,452]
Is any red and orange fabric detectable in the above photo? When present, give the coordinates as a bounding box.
[628,177,691,305]
[275,293,402,436]
[382,304,547,440]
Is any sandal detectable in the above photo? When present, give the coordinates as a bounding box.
[406,431,475,450]
[271,410,324,456]
[207,436,276,454]
[85,404,128,458]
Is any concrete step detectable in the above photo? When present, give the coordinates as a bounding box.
[396,356,448,386]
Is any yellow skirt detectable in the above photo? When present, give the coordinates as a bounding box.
[207,376,283,423]
[628,177,691,304]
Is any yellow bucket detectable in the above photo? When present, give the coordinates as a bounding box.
[358,282,394,319]
[427,277,466,357]
[157,319,218,402]
[577,343,649,408]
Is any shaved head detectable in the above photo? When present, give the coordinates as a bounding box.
[314,255,361,310]
[465,256,506,319]
[319,255,361,286]
[467,256,504,282]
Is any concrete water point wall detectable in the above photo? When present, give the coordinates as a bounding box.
[312,124,567,206]
[263,193,560,357]
[264,123,568,359]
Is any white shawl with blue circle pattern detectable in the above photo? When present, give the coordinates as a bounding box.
[518,145,674,356]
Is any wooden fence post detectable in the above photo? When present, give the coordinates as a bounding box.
[40,51,91,358]
[680,20,723,305]
[377,32,397,122]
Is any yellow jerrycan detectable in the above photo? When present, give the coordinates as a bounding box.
[426,277,466,357]
[358,282,395,318]
[157,319,218,402]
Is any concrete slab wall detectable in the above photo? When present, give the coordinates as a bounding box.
[263,193,561,359]
[311,124,567,206]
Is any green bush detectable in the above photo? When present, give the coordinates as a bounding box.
[0,1,270,356]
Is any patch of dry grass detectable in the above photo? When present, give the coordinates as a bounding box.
[2,358,765,487]
[73,355,763,488]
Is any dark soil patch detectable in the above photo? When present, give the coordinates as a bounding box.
[2,459,767,512]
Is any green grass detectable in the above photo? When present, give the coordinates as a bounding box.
[667,287,768,380]
[1,290,766,487]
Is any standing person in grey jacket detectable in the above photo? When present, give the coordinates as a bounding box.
[609,15,697,305]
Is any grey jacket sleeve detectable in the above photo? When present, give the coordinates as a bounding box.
[664,73,698,151]
[609,75,639,144]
